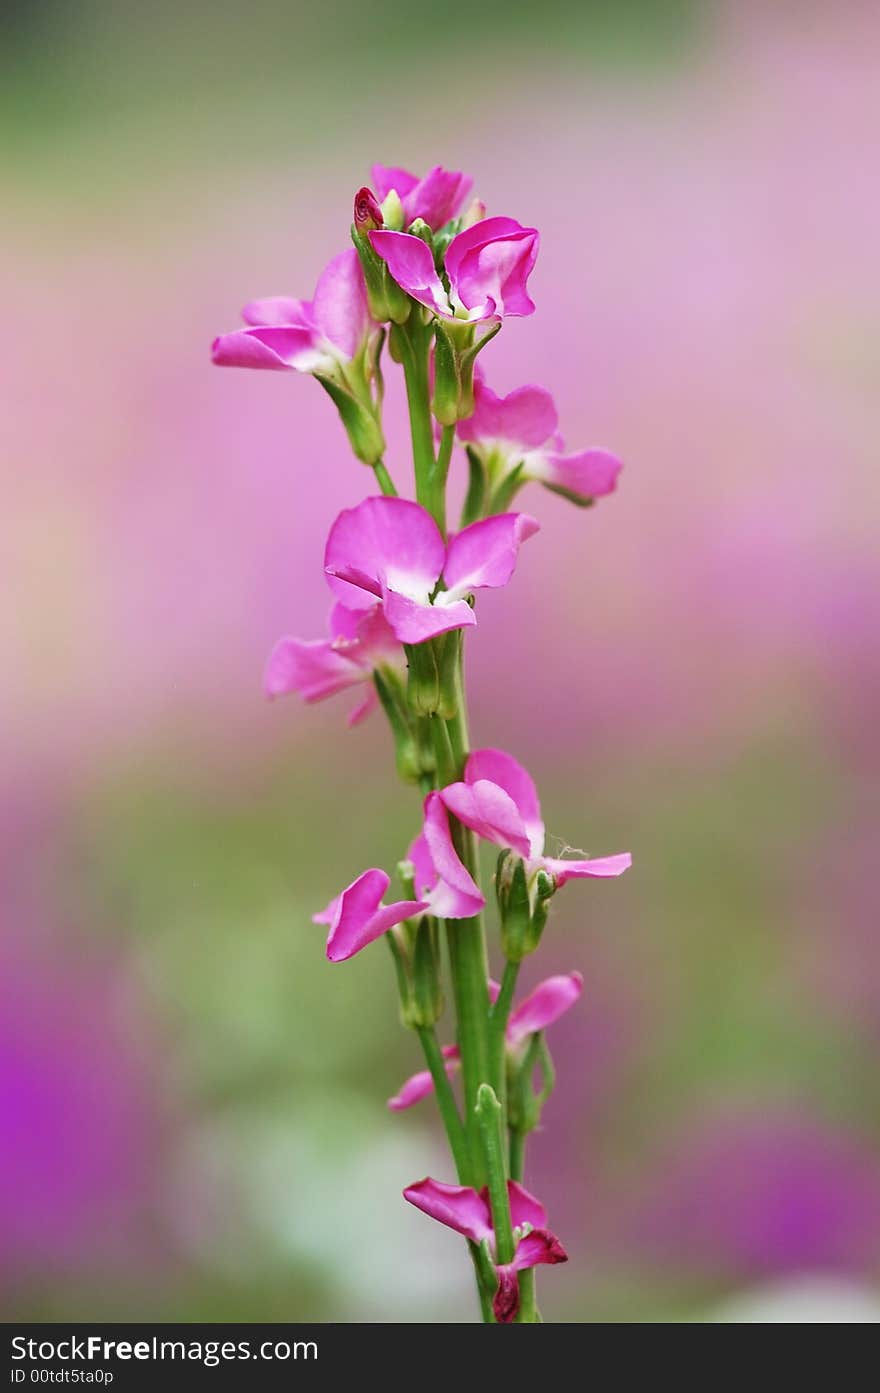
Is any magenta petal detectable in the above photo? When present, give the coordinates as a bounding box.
[444,216,527,283]
[346,688,378,726]
[403,1177,493,1245]
[263,636,363,702]
[440,779,533,859]
[371,164,419,201]
[536,447,623,501]
[387,1046,460,1110]
[445,218,539,319]
[506,972,584,1046]
[381,587,476,644]
[458,379,558,450]
[507,1180,549,1233]
[464,748,544,853]
[511,1227,568,1271]
[443,513,540,599]
[492,1267,521,1323]
[542,852,632,887]
[324,496,446,612]
[369,230,449,315]
[420,792,484,919]
[403,166,473,230]
[241,295,309,327]
[311,249,369,360]
[320,868,426,963]
[211,325,315,371]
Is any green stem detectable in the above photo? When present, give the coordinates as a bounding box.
[475,1084,515,1266]
[416,1026,471,1182]
[516,1270,540,1323]
[509,1128,526,1183]
[489,958,520,1106]
[372,459,398,496]
[398,322,436,511]
[431,424,455,534]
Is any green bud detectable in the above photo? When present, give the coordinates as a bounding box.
[433,629,461,720]
[351,224,410,327]
[373,670,423,785]
[381,189,404,230]
[406,640,441,716]
[407,217,433,246]
[317,375,385,466]
[431,323,461,427]
[496,851,555,962]
[410,917,444,1028]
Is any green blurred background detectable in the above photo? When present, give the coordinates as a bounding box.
[3,0,879,1321]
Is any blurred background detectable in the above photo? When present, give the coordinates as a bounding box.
[2,0,879,1322]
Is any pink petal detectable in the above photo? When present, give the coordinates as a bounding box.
[324,496,446,613]
[542,852,633,887]
[443,513,540,600]
[403,1177,493,1245]
[511,1227,568,1271]
[420,792,485,919]
[492,1267,521,1323]
[440,779,532,859]
[507,1180,549,1233]
[329,603,401,667]
[506,972,584,1046]
[402,166,473,230]
[380,586,476,644]
[464,748,544,856]
[444,216,527,283]
[311,249,369,360]
[317,868,426,963]
[241,295,310,327]
[533,447,623,501]
[211,325,317,372]
[368,230,450,316]
[488,978,502,1004]
[457,379,558,450]
[346,687,378,726]
[445,218,539,319]
[263,635,365,702]
[387,1046,460,1111]
[371,164,420,201]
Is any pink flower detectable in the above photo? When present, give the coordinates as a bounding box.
[211,249,374,376]
[458,373,623,505]
[371,163,473,231]
[263,602,401,727]
[404,1176,567,1322]
[441,748,632,887]
[314,793,484,962]
[369,217,539,323]
[388,971,583,1110]
[324,496,539,644]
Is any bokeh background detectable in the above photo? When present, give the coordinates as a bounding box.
[3,0,879,1322]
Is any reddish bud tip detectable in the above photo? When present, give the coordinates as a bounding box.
[354,186,384,232]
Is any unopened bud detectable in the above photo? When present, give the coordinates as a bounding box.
[380,189,405,231]
[461,197,487,229]
[354,186,384,233]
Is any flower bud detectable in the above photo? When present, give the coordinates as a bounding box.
[406,217,434,248]
[406,639,441,716]
[317,376,385,465]
[409,917,444,1028]
[461,197,487,229]
[351,225,411,326]
[496,852,555,962]
[380,189,405,231]
[353,186,384,233]
[431,322,462,428]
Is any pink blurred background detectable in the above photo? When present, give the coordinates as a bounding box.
[3,0,879,1320]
